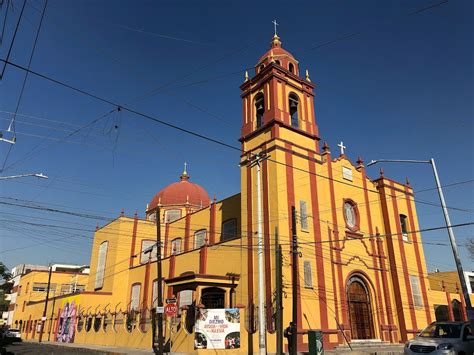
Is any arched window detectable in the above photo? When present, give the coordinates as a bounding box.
[165,209,181,223]
[171,238,182,255]
[255,93,264,129]
[130,283,141,311]
[289,62,294,73]
[201,287,226,309]
[275,60,281,66]
[194,230,207,249]
[399,214,409,241]
[95,240,108,290]
[140,240,156,264]
[259,64,265,73]
[289,93,299,128]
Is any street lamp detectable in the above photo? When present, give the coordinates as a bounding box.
[0,173,48,180]
[367,158,474,328]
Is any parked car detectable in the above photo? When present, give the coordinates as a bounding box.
[1,328,21,342]
[404,321,473,355]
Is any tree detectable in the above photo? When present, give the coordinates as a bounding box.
[469,239,474,262]
[0,262,12,313]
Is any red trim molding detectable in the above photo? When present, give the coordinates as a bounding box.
[308,151,329,331]
[389,182,417,332]
[129,214,139,268]
[377,179,407,342]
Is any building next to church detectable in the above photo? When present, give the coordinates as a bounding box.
[12,34,473,353]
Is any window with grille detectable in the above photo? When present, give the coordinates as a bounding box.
[130,283,141,311]
[140,240,157,264]
[300,200,308,231]
[179,290,194,308]
[303,261,313,288]
[194,230,206,249]
[165,209,181,223]
[32,283,56,292]
[409,275,423,307]
[400,214,409,241]
[222,219,237,241]
[171,238,182,255]
[95,241,108,290]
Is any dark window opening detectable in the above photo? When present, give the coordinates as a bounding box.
[255,93,264,128]
[259,64,265,73]
[289,63,294,73]
[400,214,409,241]
[221,219,237,241]
[201,287,226,309]
[289,94,299,128]
[275,60,281,66]
[452,299,462,321]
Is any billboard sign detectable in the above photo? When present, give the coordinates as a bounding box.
[194,308,240,350]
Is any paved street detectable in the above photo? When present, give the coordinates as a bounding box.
[0,340,155,355]
[1,341,109,354]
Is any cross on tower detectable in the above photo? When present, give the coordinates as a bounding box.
[337,141,346,155]
[272,20,279,36]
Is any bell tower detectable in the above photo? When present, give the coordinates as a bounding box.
[239,34,320,153]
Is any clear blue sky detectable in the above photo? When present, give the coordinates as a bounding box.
[0,0,472,273]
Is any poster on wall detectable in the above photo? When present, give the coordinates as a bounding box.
[194,308,240,349]
[56,295,80,343]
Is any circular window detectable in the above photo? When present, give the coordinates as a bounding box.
[344,201,358,230]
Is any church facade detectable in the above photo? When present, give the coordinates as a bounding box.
[13,35,463,353]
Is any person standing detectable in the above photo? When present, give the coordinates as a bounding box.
[284,322,294,354]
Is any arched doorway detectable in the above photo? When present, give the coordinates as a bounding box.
[347,276,375,340]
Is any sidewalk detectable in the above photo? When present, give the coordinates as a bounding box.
[24,340,155,354]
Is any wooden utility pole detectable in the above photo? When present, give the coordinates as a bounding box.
[291,206,298,355]
[156,208,164,355]
[38,265,52,342]
[274,226,283,355]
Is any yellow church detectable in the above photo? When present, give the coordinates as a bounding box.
[12,34,471,353]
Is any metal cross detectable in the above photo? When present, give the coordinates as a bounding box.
[272,20,279,36]
[337,141,346,155]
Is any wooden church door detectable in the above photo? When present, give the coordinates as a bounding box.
[347,278,375,340]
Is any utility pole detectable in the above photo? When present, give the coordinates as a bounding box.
[47,289,56,341]
[38,265,52,342]
[275,226,283,355]
[248,151,269,355]
[291,206,298,355]
[155,208,164,355]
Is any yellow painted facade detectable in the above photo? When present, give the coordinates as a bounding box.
[12,36,471,353]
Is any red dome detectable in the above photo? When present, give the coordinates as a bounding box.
[148,172,210,210]
[257,35,297,65]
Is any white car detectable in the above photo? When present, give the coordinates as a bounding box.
[2,328,21,341]
[404,322,473,355]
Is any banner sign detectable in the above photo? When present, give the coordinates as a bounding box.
[194,308,240,349]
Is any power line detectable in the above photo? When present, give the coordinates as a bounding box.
[0,0,47,171]
[3,57,471,218]
[0,0,25,79]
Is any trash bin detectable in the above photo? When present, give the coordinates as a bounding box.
[308,330,324,355]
